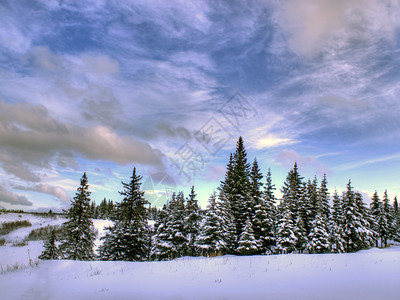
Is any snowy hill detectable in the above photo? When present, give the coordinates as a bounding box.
[1,212,400,300]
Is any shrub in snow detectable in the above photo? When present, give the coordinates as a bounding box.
[39,230,59,260]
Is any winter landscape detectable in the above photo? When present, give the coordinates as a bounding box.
[2,1,400,299]
[1,212,400,300]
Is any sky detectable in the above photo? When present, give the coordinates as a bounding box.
[1,0,400,212]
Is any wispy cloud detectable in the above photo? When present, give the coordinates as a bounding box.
[335,152,400,171]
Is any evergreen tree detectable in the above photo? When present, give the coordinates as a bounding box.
[329,223,345,253]
[307,212,330,253]
[280,162,303,221]
[341,181,374,252]
[59,173,96,260]
[317,174,330,221]
[150,192,188,260]
[39,230,59,260]
[195,192,227,256]
[381,190,395,246]
[376,202,390,248]
[237,217,260,255]
[100,168,150,261]
[184,186,201,256]
[370,191,381,247]
[216,190,237,253]
[275,210,296,254]
[307,177,319,224]
[230,137,251,241]
[331,189,342,225]
[294,215,307,253]
[218,137,252,251]
[394,196,400,231]
[298,182,312,236]
[150,203,177,260]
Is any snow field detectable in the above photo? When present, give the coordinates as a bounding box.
[1,213,400,300]
[1,247,400,299]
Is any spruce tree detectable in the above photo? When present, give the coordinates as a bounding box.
[329,223,345,253]
[331,189,342,226]
[275,210,296,254]
[100,168,150,261]
[317,174,330,221]
[195,192,227,256]
[237,217,260,255]
[59,173,96,260]
[307,212,330,253]
[294,215,307,253]
[218,137,252,251]
[370,191,381,247]
[341,181,374,252]
[150,203,177,260]
[39,230,59,260]
[280,162,303,221]
[184,186,201,256]
[230,137,251,241]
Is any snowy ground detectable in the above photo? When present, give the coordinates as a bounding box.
[1,213,400,300]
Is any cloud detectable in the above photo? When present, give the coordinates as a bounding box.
[205,164,226,181]
[335,152,400,171]
[0,19,31,53]
[0,186,32,206]
[282,0,400,57]
[2,162,40,182]
[253,135,297,150]
[0,101,165,181]
[275,149,329,176]
[14,184,71,203]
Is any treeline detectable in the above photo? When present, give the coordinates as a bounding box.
[39,137,400,261]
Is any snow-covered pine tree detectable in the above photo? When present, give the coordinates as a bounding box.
[249,158,263,215]
[354,192,375,249]
[280,162,303,222]
[100,168,150,261]
[195,192,227,256]
[230,137,251,242]
[170,191,188,256]
[329,223,345,253]
[376,202,390,248]
[307,212,330,253]
[150,203,177,261]
[275,210,296,254]
[306,177,319,225]
[249,159,267,253]
[294,215,307,253]
[184,186,201,256]
[297,182,312,237]
[261,169,277,253]
[329,189,345,253]
[218,137,252,252]
[394,196,400,232]
[331,189,342,226]
[237,217,260,255]
[39,230,59,260]
[317,174,330,221]
[341,181,374,252]
[381,190,396,247]
[217,190,237,253]
[370,191,381,247]
[59,172,96,260]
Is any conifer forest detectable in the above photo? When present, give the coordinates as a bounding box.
[46,137,400,262]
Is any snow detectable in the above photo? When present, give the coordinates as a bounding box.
[1,213,400,299]
[0,213,66,242]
